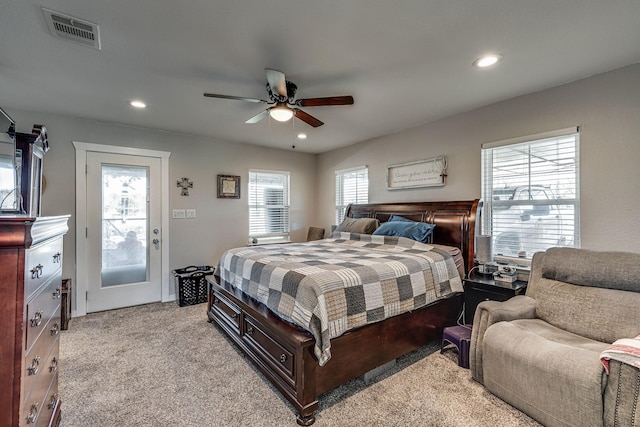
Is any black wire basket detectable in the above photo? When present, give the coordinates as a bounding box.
[173,265,215,306]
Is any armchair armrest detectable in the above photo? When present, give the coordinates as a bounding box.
[469,295,536,384]
[603,360,640,427]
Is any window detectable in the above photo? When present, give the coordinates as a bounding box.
[481,128,580,258]
[0,155,16,209]
[249,170,290,244]
[335,166,368,224]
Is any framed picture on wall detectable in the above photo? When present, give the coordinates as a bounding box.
[217,175,240,199]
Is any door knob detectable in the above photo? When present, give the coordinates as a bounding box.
[153,238,160,244]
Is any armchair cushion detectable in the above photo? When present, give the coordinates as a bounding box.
[483,319,608,427]
[541,247,640,292]
[535,279,640,344]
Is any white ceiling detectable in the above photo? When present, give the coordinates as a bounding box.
[1,1,639,154]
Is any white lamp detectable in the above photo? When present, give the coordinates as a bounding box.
[269,104,294,122]
[476,235,494,275]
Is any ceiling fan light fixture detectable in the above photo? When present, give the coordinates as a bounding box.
[269,105,294,122]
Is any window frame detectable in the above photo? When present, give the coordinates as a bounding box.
[335,165,368,224]
[248,169,291,245]
[481,127,580,259]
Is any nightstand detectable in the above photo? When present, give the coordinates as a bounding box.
[463,272,528,324]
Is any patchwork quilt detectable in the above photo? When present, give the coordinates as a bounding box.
[217,232,463,366]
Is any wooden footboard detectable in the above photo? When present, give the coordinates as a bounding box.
[208,277,463,425]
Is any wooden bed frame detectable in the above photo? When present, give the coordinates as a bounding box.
[207,199,480,425]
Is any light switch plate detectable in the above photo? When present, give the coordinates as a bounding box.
[172,209,186,219]
[186,209,196,219]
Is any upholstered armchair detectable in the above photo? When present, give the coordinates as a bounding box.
[470,248,640,427]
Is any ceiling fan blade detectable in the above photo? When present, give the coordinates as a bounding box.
[265,68,288,97]
[296,96,354,107]
[204,93,267,104]
[293,108,324,127]
[245,109,270,124]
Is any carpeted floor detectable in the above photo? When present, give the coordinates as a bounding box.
[59,302,540,427]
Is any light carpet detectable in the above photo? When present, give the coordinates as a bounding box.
[59,302,540,426]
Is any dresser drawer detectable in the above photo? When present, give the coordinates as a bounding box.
[35,373,59,427]
[20,370,58,427]
[242,315,295,386]
[25,237,63,300]
[23,321,59,404]
[26,274,62,353]
[210,291,241,335]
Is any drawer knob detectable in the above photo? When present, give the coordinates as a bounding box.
[27,402,38,424]
[53,287,62,299]
[28,355,40,376]
[30,310,43,327]
[246,326,254,335]
[280,354,287,364]
[49,357,59,373]
[53,252,61,263]
[31,264,44,279]
[50,322,60,336]
[48,393,59,410]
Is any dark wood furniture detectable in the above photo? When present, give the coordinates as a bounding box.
[15,127,47,217]
[463,271,528,323]
[208,199,480,425]
[60,279,72,330]
[0,215,69,427]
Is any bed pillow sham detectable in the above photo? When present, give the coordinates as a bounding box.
[334,217,380,234]
[373,220,435,243]
[389,214,415,222]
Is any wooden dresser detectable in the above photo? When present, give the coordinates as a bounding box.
[0,215,69,427]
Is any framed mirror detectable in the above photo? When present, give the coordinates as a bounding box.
[0,107,18,213]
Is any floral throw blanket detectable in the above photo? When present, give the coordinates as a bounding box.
[217,232,463,366]
[600,334,640,374]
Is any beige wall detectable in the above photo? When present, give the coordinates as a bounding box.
[5,110,317,310]
[318,63,640,253]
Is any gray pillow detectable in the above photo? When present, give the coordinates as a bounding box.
[335,217,380,234]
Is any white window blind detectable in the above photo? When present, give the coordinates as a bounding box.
[335,166,368,224]
[249,170,290,244]
[481,129,580,258]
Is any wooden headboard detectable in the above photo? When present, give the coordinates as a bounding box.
[345,199,481,274]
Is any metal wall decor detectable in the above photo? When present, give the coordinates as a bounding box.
[177,177,193,196]
[387,155,447,190]
[217,175,240,199]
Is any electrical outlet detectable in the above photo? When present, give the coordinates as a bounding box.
[172,209,186,219]
[186,209,196,219]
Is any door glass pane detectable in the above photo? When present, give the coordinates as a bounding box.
[101,164,148,287]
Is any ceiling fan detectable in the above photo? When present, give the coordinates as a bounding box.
[204,68,354,128]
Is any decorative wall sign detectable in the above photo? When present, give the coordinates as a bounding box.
[387,155,447,190]
[217,175,240,199]
[177,177,193,196]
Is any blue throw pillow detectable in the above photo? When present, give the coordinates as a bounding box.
[373,221,436,243]
[389,214,414,222]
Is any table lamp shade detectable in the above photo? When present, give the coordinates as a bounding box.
[476,235,493,264]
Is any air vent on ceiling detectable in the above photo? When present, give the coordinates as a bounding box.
[42,8,101,50]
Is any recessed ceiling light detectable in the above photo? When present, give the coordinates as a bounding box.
[473,54,502,68]
[297,133,307,140]
[130,100,146,109]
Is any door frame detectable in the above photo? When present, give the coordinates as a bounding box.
[73,141,171,317]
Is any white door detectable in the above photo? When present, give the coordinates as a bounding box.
[85,152,162,312]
